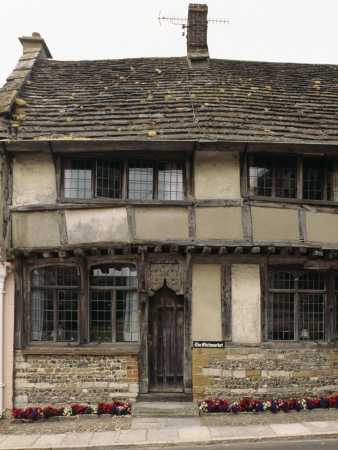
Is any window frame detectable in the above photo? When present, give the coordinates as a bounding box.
[26,261,141,348]
[266,268,337,344]
[247,154,338,203]
[60,156,187,202]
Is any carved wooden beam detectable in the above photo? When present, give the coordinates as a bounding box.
[42,251,51,259]
[267,246,275,254]
[202,246,211,255]
[234,247,243,254]
[107,247,115,255]
[154,246,162,253]
[58,250,68,258]
[138,246,148,254]
[218,246,227,255]
[170,245,179,253]
[91,247,100,256]
[185,246,195,254]
[250,247,260,254]
[74,248,85,257]
[310,249,323,258]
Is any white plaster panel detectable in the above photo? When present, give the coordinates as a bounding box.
[12,153,56,206]
[192,264,222,341]
[196,207,243,239]
[66,208,129,244]
[306,212,338,243]
[194,151,240,199]
[12,211,60,247]
[135,207,188,239]
[231,264,261,344]
[251,207,299,241]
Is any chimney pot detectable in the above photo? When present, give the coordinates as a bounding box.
[32,32,41,37]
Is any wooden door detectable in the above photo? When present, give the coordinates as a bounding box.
[148,282,184,391]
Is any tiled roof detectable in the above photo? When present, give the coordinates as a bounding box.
[1,56,338,143]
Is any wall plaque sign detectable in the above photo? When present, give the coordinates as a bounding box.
[193,341,225,349]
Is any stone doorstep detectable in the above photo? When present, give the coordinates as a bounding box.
[132,401,199,418]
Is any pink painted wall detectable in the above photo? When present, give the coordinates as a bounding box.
[4,265,14,411]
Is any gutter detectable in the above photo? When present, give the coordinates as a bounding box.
[0,265,7,417]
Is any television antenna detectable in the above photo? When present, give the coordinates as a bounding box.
[158,12,229,35]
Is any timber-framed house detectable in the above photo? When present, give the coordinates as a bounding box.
[0,4,338,411]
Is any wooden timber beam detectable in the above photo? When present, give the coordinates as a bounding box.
[218,247,227,255]
[154,246,162,253]
[202,247,211,255]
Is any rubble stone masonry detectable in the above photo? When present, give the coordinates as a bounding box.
[14,350,139,407]
[192,347,338,402]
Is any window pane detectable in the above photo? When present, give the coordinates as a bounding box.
[299,293,324,341]
[269,272,294,290]
[31,290,54,341]
[128,162,153,199]
[298,273,324,291]
[327,160,338,201]
[32,267,78,287]
[90,265,137,287]
[116,290,139,342]
[90,291,112,342]
[303,159,323,200]
[276,159,297,198]
[158,162,184,200]
[249,157,272,196]
[96,159,122,199]
[58,290,78,341]
[268,292,294,340]
[64,159,92,198]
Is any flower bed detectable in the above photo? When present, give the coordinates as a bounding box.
[12,401,132,421]
[199,396,338,414]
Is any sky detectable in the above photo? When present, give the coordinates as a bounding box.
[1,0,338,87]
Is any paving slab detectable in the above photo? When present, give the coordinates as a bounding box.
[131,417,167,428]
[32,433,67,448]
[270,422,313,437]
[0,435,38,449]
[89,430,121,445]
[302,420,338,433]
[118,428,147,444]
[178,425,211,442]
[209,425,240,440]
[146,427,180,443]
[167,417,201,427]
[233,424,277,438]
[61,431,94,446]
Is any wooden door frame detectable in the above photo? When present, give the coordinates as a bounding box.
[138,254,192,394]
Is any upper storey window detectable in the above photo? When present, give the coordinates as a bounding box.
[63,158,185,201]
[249,156,338,201]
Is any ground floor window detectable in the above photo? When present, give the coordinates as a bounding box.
[268,270,329,341]
[31,266,79,342]
[90,264,139,342]
[30,264,139,344]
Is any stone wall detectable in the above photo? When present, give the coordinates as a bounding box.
[192,347,338,402]
[14,351,139,407]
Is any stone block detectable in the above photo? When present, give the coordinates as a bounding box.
[292,371,311,378]
[246,370,261,378]
[233,370,246,378]
[202,368,222,377]
[268,370,291,378]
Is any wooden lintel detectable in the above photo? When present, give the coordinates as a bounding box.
[170,245,179,253]
[185,246,195,254]
[234,247,243,254]
[138,246,148,254]
[250,247,260,254]
[280,247,293,256]
[107,248,115,255]
[58,250,68,258]
[154,246,162,253]
[42,251,51,259]
[218,247,227,255]
[202,246,211,255]
[267,246,275,254]
[91,247,100,256]
[326,251,338,260]
[74,248,85,257]
[310,249,324,258]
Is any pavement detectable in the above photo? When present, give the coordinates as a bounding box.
[1,402,338,449]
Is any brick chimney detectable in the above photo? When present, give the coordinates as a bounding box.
[187,4,209,66]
